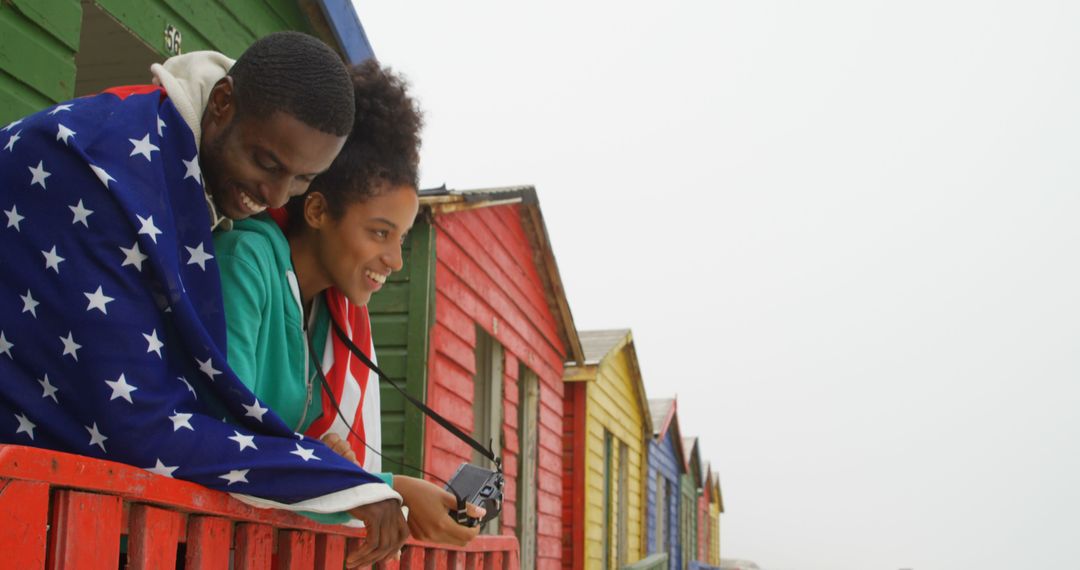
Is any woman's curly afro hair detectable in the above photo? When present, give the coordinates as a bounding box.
[288,59,424,223]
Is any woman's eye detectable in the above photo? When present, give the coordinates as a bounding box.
[373,230,389,240]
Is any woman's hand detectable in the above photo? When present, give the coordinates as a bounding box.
[344,499,408,568]
[321,432,359,465]
[393,475,485,546]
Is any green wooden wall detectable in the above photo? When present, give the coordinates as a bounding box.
[0,0,316,126]
[0,1,81,123]
[369,220,436,478]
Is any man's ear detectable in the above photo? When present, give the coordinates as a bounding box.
[204,77,236,129]
[303,192,329,229]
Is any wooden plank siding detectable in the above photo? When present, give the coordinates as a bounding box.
[425,204,569,570]
[643,403,686,570]
[646,430,684,570]
[0,0,329,126]
[0,1,81,125]
[562,333,650,570]
[370,221,435,477]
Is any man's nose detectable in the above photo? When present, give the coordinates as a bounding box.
[261,177,295,208]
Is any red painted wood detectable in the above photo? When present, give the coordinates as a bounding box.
[570,383,587,570]
[435,248,562,372]
[0,479,49,569]
[400,544,424,570]
[431,321,479,375]
[429,548,449,570]
[314,534,346,570]
[47,489,122,570]
[434,291,477,343]
[464,551,482,570]
[185,516,233,570]
[437,212,552,336]
[234,523,274,570]
[277,530,315,570]
[430,205,570,570]
[482,551,502,570]
[128,504,184,569]
[0,445,368,538]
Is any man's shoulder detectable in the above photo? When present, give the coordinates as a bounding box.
[214,215,289,266]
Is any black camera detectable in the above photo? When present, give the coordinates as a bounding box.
[445,463,504,528]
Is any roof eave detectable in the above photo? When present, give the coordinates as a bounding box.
[421,187,585,366]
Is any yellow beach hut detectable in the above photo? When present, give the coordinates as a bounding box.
[563,329,653,570]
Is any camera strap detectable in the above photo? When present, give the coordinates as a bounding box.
[327,304,502,472]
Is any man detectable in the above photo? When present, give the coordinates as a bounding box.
[0,32,405,565]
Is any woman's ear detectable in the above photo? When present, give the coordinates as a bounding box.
[303,192,329,229]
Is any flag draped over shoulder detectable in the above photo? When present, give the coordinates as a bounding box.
[309,291,382,472]
[0,88,397,511]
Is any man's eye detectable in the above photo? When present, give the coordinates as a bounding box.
[373,230,389,240]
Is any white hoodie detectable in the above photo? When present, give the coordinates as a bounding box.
[150,51,234,149]
[151,51,235,229]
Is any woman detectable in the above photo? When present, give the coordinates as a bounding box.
[214,60,480,553]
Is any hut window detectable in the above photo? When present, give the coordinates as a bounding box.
[516,365,539,570]
[472,327,503,533]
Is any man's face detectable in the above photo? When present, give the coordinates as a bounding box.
[200,83,346,221]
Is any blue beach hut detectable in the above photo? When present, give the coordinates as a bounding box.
[646,398,688,570]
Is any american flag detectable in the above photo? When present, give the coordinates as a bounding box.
[0,87,396,511]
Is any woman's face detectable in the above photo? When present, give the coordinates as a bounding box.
[311,185,420,307]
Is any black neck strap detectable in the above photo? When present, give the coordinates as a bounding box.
[326,302,502,471]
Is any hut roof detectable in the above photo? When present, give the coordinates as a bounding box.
[570,329,652,435]
[418,185,584,365]
[648,397,686,470]
[579,329,630,365]
[649,397,675,437]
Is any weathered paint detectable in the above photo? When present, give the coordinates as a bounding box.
[0,0,350,126]
[370,221,435,477]
[709,474,722,565]
[645,401,686,570]
[697,465,712,563]
[680,438,702,568]
[424,203,571,570]
[0,1,81,123]
[561,331,650,570]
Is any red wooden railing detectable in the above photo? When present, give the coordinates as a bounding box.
[0,444,519,569]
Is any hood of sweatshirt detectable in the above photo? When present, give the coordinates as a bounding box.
[150,51,235,151]
[150,51,235,230]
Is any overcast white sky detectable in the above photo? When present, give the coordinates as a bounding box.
[357,2,1080,568]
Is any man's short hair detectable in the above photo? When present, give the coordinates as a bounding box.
[228,31,354,136]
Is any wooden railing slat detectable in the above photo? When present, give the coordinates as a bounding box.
[0,446,523,570]
[483,551,503,570]
[0,479,49,569]
[128,504,184,569]
[401,544,426,570]
[314,534,346,570]
[47,489,122,570]
[428,549,449,570]
[185,516,234,570]
[235,523,275,570]
[277,530,316,570]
